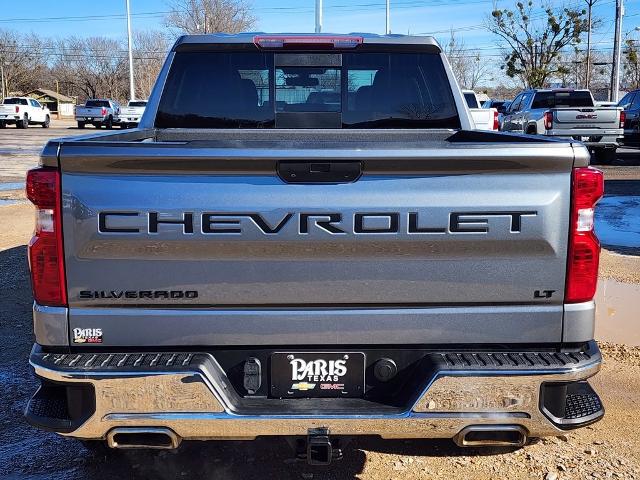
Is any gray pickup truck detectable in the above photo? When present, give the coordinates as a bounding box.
[501,89,624,164]
[24,33,604,465]
[75,99,121,130]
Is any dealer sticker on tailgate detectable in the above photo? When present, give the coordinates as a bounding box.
[271,352,365,398]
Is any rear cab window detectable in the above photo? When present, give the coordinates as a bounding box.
[155,48,460,129]
[532,91,594,109]
[86,100,110,108]
[3,98,28,105]
[128,101,148,107]
[463,92,478,109]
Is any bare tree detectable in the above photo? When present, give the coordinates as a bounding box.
[52,37,127,101]
[443,31,490,90]
[486,1,590,88]
[0,29,50,95]
[489,84,521,101]
[133,30,171,99]
[165,0,256,35]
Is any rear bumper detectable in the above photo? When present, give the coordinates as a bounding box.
[544,130,622,148]
[75,116,108,123]
[121,115,141,123]
[26,342,604,442]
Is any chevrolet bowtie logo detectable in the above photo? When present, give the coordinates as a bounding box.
[291,382,316,391]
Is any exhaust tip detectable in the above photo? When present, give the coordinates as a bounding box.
[107,427,181,450]
[454,425,527,448]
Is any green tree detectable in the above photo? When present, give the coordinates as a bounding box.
[487,1,590,88]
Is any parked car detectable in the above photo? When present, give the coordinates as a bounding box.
[618,89,640,148]
[502,89,624,163]
[119,100,148,128]
[75,99,120,129]
[0,97,51,128]
[462,89,499,130]
[24,33,604,463]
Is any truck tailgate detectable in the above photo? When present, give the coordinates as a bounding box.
[76,107,103,117]
[57,134,577,346]
[554,108,619,128]
[0,105,16,115]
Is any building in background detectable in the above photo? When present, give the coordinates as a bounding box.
[26,88,76,118]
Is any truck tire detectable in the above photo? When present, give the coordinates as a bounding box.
[16,114,29,129]
[77,121,85,129]
[105,116,113,130]
[0,121,5,129]
[42,115,50,128]
[526,125,537,135]
[593,148,617,165]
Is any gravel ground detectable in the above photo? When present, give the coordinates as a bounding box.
[599,250,640,283]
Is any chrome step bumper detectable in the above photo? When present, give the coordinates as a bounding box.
[26,343,603,441]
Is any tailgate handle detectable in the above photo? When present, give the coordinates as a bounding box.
[277,161,362,184]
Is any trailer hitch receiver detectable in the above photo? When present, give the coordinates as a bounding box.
[307,427,333,465]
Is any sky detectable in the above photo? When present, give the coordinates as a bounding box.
[0,0,639,84]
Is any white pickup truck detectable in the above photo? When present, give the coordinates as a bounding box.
[75,99,120,129]
[118,100,147,128]
[462,90,498,131]
[0,97,51,128]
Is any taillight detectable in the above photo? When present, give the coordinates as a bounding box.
[619,111,626,129]
[101,107,107,116]
[565,167,604,303]
[544,111,553,130]
[493,110,499,131]
[26,167,66,306]
[253,35,363,49]
[15,105,19,113]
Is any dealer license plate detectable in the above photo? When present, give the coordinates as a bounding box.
[270,352,365,398]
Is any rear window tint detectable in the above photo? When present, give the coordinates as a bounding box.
[155,50,460,129]
[463,93,478,109]
[531,91,594,109]
[3,98,28,105]
[86,100,110,108]
[128,101,147,107]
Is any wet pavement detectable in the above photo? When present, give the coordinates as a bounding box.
[596,180,640,254]
[0,182,24,191]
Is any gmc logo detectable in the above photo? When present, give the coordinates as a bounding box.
[98,211,538,235]
[575,114,597,120]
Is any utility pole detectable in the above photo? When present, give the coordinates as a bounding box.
[55,79,60,119]
[584,0,597,89]
[125,0,136,101]
[315,0,323,34]
[610,0,624,102]
[385,0,390,34]
[0,63,5,101]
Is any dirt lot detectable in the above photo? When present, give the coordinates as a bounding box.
[1,123,640,479]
